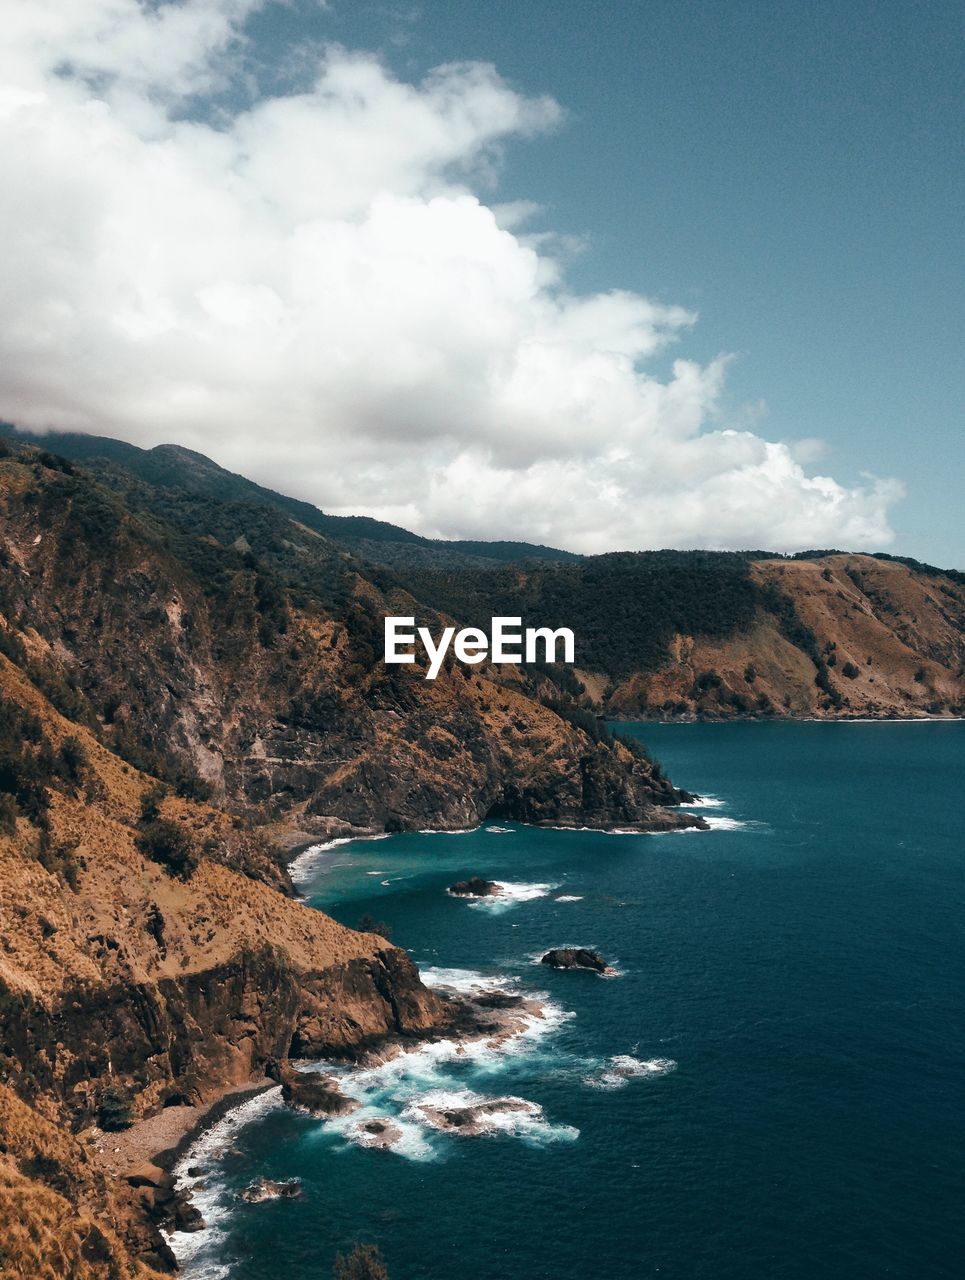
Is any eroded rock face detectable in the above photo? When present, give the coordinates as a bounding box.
[1,944,449,1125]
[266,1060,358,1117]
[448,876,501,897]
[540,948,608,974]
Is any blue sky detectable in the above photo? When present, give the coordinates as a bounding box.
[2,0,961,562]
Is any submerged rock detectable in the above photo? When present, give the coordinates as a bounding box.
[540,947,608,974]
[410,1095,540,1137]
[240,1177,302,1204]
[448,876,501,897]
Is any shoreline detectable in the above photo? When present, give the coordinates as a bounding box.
[606,713,964,724]
[285,809,710,881]
[95,1079,276,1180]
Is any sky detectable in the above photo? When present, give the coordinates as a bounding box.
[0,1,961,563]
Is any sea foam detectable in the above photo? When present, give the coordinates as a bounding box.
[585,1056,677,1090]
[456,880,558,912]
[169,1087,283,1274]
[289,833,390,884]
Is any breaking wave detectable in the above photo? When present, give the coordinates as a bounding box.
[452,881,558,912]
[169,1087,283,1276]
[289,834,390,884]
[584,1056,677,1089]
[682,794,726,808]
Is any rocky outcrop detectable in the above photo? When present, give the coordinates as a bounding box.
[540,948,608,974]
[240,1177,302,1204]
[448,876,501,897]
[1,945,446,1125]
[407,1093,544,1138]
[266,1060,358,1117]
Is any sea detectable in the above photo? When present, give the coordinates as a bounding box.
[172,721,964,1280]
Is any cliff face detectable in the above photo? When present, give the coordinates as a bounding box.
[0,442,697,1276]
[0,447,691,843]
[601,556,964,720]
[0,654,447,1274]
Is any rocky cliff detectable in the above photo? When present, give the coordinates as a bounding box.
[0,650,449,1274]
[0,439,699,1277]
[601,556,964,720]
[0,442,694,843]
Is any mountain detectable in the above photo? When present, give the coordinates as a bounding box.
[391,552,964,720]
[6,424,960,723]
[0,425,581,569]
[0,434,696,1275]
[0,424,960,1274]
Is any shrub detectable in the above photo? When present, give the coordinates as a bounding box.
[173,768,213,803]
[98,1085,133,1132]
[841,662,860,679]
[136,818,198,879]
[357,914,393,941]
[139,783,168,824]
[55,735,89,788]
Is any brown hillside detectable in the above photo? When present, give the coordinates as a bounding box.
[603,555,964,720]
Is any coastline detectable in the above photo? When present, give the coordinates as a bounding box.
[95,1079,276,1180]
[606,712,964,724]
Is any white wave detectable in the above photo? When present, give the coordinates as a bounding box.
[656,813,750,833]
[485,825,514,834]
[682,794,726,808]
[289,833,390,884]
[340,1113,436,1161]
[170,1087,283,1274]
[413,969,576,1051]
[554,894,583,902]
[701,815,748,831]
[462,881,558,912]
[420,965,515,994]
[417,826,478,835]
[401,1088,578,1145]
[585,1056,677,1090]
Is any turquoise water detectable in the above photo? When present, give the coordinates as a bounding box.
[176,722,964,1279]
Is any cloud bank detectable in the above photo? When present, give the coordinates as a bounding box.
[0,0,902,552]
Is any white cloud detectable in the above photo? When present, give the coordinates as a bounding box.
[0,0,901,552]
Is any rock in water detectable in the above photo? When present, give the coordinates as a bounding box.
[173,1200,206,1232]
[240,1177,302,1204]
[267,1059,359,1116]
[448,876,501,897]
[540,947,608,974]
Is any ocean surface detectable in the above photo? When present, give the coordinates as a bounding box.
[174,722,964,1279]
